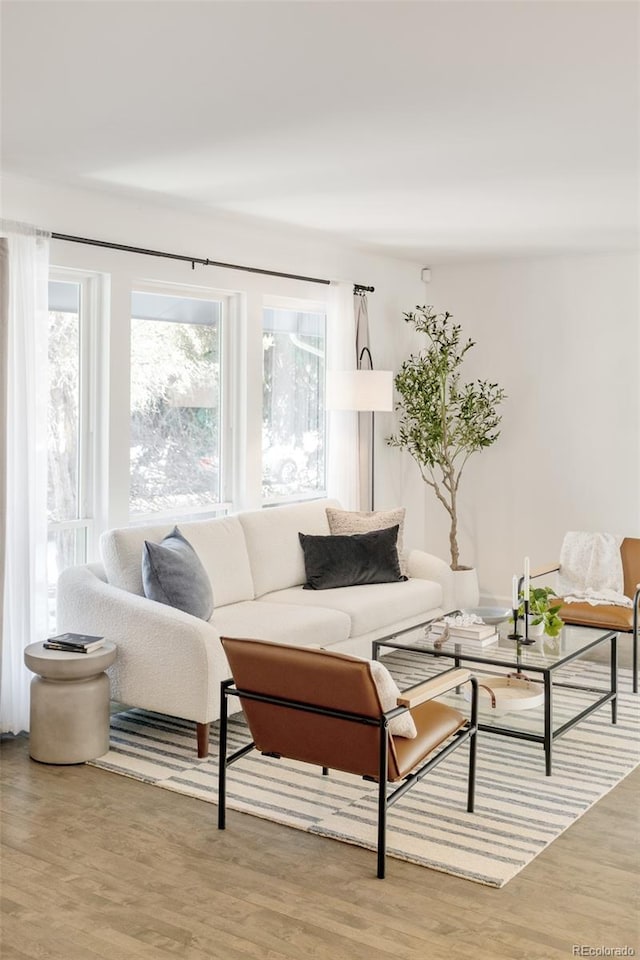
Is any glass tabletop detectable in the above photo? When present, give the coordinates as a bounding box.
[375,618,615,673]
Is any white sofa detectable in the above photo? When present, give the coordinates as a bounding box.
[57,498,453,756]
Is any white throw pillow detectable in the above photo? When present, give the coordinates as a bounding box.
[368,660,417,739]
[326,507,408,577]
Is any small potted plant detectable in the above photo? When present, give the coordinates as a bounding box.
[516,586,564,637]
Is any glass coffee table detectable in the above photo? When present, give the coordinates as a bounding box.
[373,616,617,776]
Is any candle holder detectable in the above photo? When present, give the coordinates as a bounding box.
[507,607,522,641]
[520,597,536,645]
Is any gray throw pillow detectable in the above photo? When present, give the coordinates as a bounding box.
[142,527,213,620]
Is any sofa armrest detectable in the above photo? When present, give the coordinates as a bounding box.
[56,564,227,723]
[406,549,454,612]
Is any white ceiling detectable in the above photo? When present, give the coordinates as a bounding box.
[1,1,638,263]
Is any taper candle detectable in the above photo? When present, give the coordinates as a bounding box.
[523,556,530,601]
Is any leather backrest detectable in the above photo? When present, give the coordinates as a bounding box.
[221,637,401,780]
[621,538,640,599]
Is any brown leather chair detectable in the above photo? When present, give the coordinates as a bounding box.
[529,537,640,693]
[218,637,478,879]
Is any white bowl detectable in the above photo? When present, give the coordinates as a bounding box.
[462,606,511,626]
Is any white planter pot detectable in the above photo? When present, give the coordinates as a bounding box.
[451,567,480,610]
[526,619,545,637]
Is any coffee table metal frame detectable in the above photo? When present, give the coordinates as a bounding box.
[373,615,617,776]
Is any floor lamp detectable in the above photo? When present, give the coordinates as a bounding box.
[327,366,393,511]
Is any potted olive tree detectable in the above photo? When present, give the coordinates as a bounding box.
[388,306,506,606]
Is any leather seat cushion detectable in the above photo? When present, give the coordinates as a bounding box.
[556,600,633,632]
[392,699,465,780]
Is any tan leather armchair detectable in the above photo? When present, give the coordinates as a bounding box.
[528,537,640,693]
[218,637,478,879]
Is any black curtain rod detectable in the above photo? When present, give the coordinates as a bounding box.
[51,232,373,292]
[51,232,331,285]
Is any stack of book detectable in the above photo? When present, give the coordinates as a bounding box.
[43,632,105,654]
[430,620,499,646]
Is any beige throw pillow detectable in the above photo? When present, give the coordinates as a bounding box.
[368,660,418,739]
[326,507,407,577]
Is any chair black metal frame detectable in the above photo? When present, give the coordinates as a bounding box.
[217,670,479,879]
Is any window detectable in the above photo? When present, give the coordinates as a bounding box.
[130,290,225,519]
[46,266,328,603]
[47,277,94,625]
[262,303,326,503]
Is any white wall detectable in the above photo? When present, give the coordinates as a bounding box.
[388,253,640,603]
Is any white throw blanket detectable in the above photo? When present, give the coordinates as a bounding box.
[558,532,632,608]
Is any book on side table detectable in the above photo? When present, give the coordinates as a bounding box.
[43,632,105,654]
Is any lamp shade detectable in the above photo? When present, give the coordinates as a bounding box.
[326,370,394,412]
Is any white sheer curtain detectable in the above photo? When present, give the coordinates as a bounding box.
[326,282,359,509]
[0,220,50,734]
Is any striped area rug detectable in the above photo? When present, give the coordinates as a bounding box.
[90,652,639,887]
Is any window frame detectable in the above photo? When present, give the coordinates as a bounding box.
[261,293,328,507]
[128,279,237,523]
[46,267,106,630]
[47,267,103,557]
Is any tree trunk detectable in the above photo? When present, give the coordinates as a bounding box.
[449,498,459,569]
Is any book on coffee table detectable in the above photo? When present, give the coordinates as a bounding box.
[430,628,499,647]
[462,631,499,646]
[431,621,496,641]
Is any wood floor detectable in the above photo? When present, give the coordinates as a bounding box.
[1,734,638,960]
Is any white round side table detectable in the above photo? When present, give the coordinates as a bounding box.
[24,640,117,764]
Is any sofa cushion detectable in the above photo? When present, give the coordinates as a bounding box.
[260,577,442,638]
[211,600,350,648]
[238,498,340,598]
[142,527,214,620]
[298,526,404,590]
[101,515,254,606]
[326,506,408,576]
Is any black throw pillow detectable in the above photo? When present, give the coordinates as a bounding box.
[142,527,214,620]
[298,525,406,590]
